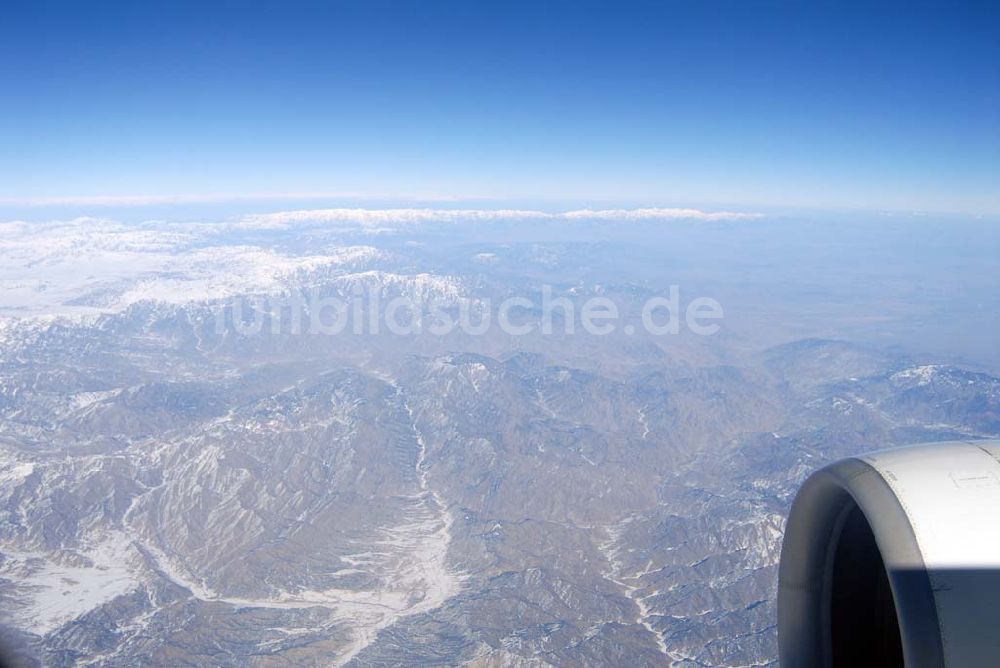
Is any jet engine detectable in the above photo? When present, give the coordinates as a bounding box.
[778,440,1000,667]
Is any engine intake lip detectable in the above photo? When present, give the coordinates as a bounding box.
[777,456,945,668]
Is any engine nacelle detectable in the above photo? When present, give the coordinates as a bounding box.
[778,440,1000,667]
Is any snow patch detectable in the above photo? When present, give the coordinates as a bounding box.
[892,365,941,387]
[0,532,140,634]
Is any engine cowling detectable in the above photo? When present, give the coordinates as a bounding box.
[778,440,1000,667]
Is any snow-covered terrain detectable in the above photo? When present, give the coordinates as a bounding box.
[0,211,997,666]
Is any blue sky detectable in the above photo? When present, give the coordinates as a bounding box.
[4,1,999,214]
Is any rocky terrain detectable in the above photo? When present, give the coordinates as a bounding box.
[0,210,997,666]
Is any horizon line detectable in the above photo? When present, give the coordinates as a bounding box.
[0,192,995,219]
